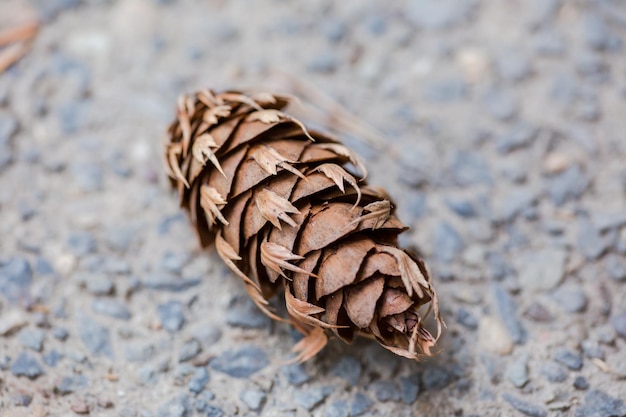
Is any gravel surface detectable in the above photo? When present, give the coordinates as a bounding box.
[1,0,626,416]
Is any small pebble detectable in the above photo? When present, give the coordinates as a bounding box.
[575,389,626,417]
[421,365,453,390]
[325,400,349,417]
[226,296,271,329]
[369,380,400,402]
[497,123,538,154]
[188,367,209,394]
[330,355,362,386]
[553,348,583,370]
[43,350,63,367]
[78,315,113,357]
[491,283,526,344]
[240,389,266,412]
[210,346,268,378]
[604,254,626,282]
[178,339,201,362]
[573,376,589,390]
[523,303,554,323]
[456,307,478,330]
[350,392,373,416]
[10,352,45,379]
[92,298,132,320]
[551,284,588,313]
[399,373,420,404]
[611,312,626,339]
[505,358,529,388]
[294,386,333,411]
[434,222,464,262]
[479,316,514,355]
[502,393,547,417]
[540,363,568,382]
[157,301,186,332]
[281,363,310,386]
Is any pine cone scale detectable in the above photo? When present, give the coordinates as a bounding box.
[164,90,444,361]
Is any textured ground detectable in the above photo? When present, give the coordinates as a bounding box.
[1,0,626,416]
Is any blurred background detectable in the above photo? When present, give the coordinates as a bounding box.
[1,0,626,416]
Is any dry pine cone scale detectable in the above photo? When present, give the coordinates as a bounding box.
[164,90,443,362]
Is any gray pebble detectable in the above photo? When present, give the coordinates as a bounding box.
[211,346,268,378]
[105,226,136,251]
[158,301,185,332]
[450,150,492,186]
[612,312,626,339]
[534,29,565,56]
[143,272,200,292]
[330,355,361,385]
[496,52,531,83]
[421,365,453,390]
[573,376,589,390]
[523,303,554,323]
[0,355,10,370]
[43,350,63,367]
[52,326,69,341]
[10,352,45,379]
[425,78,467,102]
[365,15,387,36]
[19,328,45,352]
[92,298,132,320]
[188,367,209,394]
[505,358,529,388]
[294,386,333,411]
[307,51,338,73]
[157,394,191,417]
[159,251,189,274]
[67,231,97,257]
[119,408,138,417]
[55,375,88,395]
[408,0,477,30]
[399,373,420,404]
[578,219,608,260]
[483,89,518,121]
[574,389,626,417]
[553,348,583,370]
[36,257,55,275]
[546,165,590,205]
[280,363,310,386]
[434,222,464,262]
[445,196,477,218]
[515,248,566,291]
[325,400,349,417]
[540,362,568,382]
[178,339,201,362]
[125,342,155,363]
[502,393,547,417]
[604,254,626,282]
[551,284,588,313]
[70,161,103,192]
[456,307,478,330]
[497,123,538,154]
[491,283,526,344]
[581,340,604,360]
[350,392,372,416]
[486,251,512,280]
[78,272,114,295]
[576,54,610,83]
[12,392,32,407]
[0,257,33,302]
[78,315,113,357]
[240,389,266,412]
[584,13,622,52]
[226,296,271,329]
[369,380,400,402]
[496,187,538,222]
[321,19,347,43]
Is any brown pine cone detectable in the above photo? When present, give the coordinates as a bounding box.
[163,90,443,361]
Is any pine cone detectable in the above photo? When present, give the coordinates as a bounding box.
[163,90,443,361]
